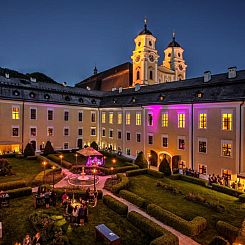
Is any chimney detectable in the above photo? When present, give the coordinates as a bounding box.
[30,77,36,82]
[228,67,237,79]
[204,71,211,83]
[119,87,123,93]
[5,73,10,79]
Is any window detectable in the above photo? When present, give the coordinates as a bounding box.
[64,127,69,136]
[198,139,207,153]
[102,112,106,123]
[30,108,37,120]
[136,133,141,143]
[109,112,113,124]
[78,112,83,122]
[47,127,54,136]
[126,132,131,141]
[222,113,232,130]
[78,128,83,136]
[222,169,232,180]
[179,161,186,169]
[30,127,37,137]
[162,113,168,127]
[178,137,185,150]
[136,71,140,80]
[64,143,69,149]
[222,140,232,157]
[162,135,168,148]
[148,134,153,145]
[199,113,207,129]
[117,130,122,139]
[118,112,122,124]
[12,127,19,137]
[126,112,130,125]
[126,148,131,156]
[109,129,113,138]
[136,112,141,125]
[12,106,20,119]
[199,164,207,175]
[102,128,106,137]
[149,70,153,80]
[64,111,69,121]
[91,127,96,136]
[47,110,53,120]
[91,112,96,123]
[148,113,153,126]
[178,113,185,128]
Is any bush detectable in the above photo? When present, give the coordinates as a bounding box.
[168,174,181,180]
[7,187,32,198]
[147,204,207,236]
[47,154,72,169]
[180,175,208,187]
[90,141,98,150]
[0,158,12,176]
[0,180,27,191]
[134,151,148,169]
[23,143,35,157]
[43,141,55,156]
[98,165,139,175]
[216,221,239,243]
[103,195,128,215]
[147,169,164,178]
[119,190,148,209]
[212,183,243,197]
[100,150,133,163]
[126,168,147,177]
[127,211,178,245]
[208,236,230,245]
[159,158,171,176]
[111,173,129,194]
[156,181,182,195]
[239,193,245,203]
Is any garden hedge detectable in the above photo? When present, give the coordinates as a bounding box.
[7,187,32,198]
[111,173,129,194]
[47,154,72,169]
[127,211,178,244]
[208,236,230,245]
[147,204,207,236]
[216,220,240,243]
[147,169,164,178]
[119,190,148,209]
[126,168,148,177]
[0,180,27,191]
[180,175,208,187]
[99,150,133,163]
[239,193,245,202]
[103,195,128,215]
[212,183,243,197]
[168,174,181,180]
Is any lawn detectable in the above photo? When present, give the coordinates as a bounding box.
[128,175,245,245]
[0,158,43,184]
[0,196,151,245]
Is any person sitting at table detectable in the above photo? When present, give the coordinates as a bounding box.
[50,189,56,207]
[22,233,32,245]
[32,231,43,245]
[78,204,85,225]
[44,189,51,209]
[62,190,68,206]
[72,205,79,224]
[66,200,73,222]
[83,203,88,224]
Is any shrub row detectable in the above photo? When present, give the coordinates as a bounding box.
[239,193,245,202]
[212,183,243,197]
[126,168,148,177]
[127,211,179,245]
[119,190,148,209]
[168,174,181,180]
[0,180,27,191]
[99,150,133,163]
[7,187,32,198]
[46,154,72,169]
[111,173,129,194]
[36,155,60,169]
[208,236,230,245]
[216,220,240,243]
[147,169,164,178]
[103,195,128,215]
[156,181,182,195]
[147,204,207,237]
[99,165,139,175]
[180,175,208,187]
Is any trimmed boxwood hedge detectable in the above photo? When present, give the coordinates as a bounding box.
[99,150,133,163]
[47,154,72,169]
[126,168,148,177]
[0,180,27,191]
[7,187,32,198]
[180,175,208,187]
[216,220,240,243]
[239,193,245,202]
[127,211,178,244]
[119,190,148,209]
[147,204,207,237]
[103,195,128,215]
[147,169,164,178]
[168,174,181,180]
[212,183,243,197]
[111,173,129,194]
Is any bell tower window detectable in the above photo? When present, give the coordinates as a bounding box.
[149,70,153,80]
[136,71,140,80]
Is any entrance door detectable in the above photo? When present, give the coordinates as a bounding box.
[172,155,181,173]
[77,139,83,149]
[30,140,36,151]
[150,150,158,166]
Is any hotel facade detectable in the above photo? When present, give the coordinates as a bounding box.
[0,21,245,178]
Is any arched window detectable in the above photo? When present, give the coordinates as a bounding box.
[149,70,153,80]
[178,75,183,81]
[136,71,140,80]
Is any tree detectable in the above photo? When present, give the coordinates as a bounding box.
[43,141,55,156]
[159,157,171,176]
[23,143,35,157]
[0,158,12,176]
[90,141,98,150]
[134,151,148,169]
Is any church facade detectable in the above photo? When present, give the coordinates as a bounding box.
[0,22,244,179]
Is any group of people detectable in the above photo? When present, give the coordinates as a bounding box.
[35,186,56,208]
[0,190,9,207]
[180,168,200,178]
[15,231,42,245]
[208,174,229,186]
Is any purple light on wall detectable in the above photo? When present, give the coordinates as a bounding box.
[145,105,162,133]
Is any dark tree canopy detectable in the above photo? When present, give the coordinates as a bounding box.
[90,141,98,150]
[23,143,35,157]
[159,157,171,176]
[43,141,55,156]
[134,151,148,169]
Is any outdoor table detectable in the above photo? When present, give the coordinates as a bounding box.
[95,224,120,245]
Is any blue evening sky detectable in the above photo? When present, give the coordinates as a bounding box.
[0,0,244,85]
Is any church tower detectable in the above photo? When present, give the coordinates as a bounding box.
[131,19,159,86]
[163,33,187,80]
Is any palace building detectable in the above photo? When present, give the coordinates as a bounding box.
[0,21,244,179]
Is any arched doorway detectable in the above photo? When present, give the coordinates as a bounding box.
[149,150,158,166]
[158,151,172,169]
